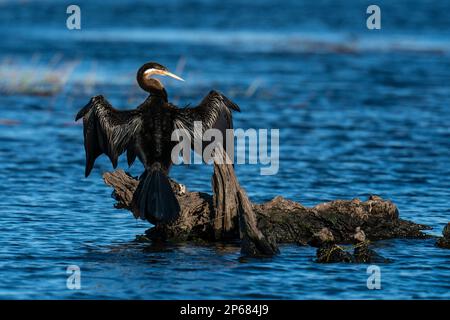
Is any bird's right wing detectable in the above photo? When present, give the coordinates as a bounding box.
[173,90,240,161]
[75,95,142,177]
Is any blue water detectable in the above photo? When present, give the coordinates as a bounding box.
[0,0,449,299]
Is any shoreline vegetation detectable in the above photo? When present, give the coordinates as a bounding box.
[103,158,446,260]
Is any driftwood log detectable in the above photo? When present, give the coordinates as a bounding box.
[103,163,431,257]
[436,223,450,249]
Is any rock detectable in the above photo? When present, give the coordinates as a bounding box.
[313,227,390,263]
[353,241,390,263]
[443,223,450,239]
[436,222,450,249]
[309,228,335,247]
[316,244,354,263]
[352,227,390,263]
[135,234,151,243]
[315,240,390,264]
[436,239,450,249]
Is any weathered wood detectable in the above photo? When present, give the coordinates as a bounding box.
[211,159,279,256]
[253,195,431,245]
[104,160,279,256]
[211,162,239,240]
[104,170,215,241]
[103,169,431,256]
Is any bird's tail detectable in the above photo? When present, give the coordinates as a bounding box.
[132,167,180,224]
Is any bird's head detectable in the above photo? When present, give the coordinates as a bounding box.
[136,62,184,97]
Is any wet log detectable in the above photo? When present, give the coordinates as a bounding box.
[104,159,279,256]
[212,159,279,256]
[103,169,431,256]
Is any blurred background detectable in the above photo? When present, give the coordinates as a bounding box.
[0,0,449,299]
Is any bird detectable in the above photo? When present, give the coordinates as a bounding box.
[75,62,240,225]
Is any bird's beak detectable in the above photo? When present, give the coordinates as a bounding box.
[162,70,185,82]
[144,68,185,82]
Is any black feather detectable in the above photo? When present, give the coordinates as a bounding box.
[75,95,142,177]
[133,168,180,224]
[174,90,240,160]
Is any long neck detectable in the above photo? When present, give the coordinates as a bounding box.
[137,76,168,102]
[151,88,168,102]
[141,93,167,110]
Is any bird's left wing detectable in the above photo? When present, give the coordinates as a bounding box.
[173,90,240,161]
[75,95,142,177]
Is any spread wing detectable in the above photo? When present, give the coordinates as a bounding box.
[173,90,240,161]
[75,95,142,177]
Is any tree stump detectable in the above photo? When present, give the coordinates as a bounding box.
[211,159,279,256]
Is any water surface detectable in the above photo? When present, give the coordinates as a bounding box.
[0,0,449,299]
